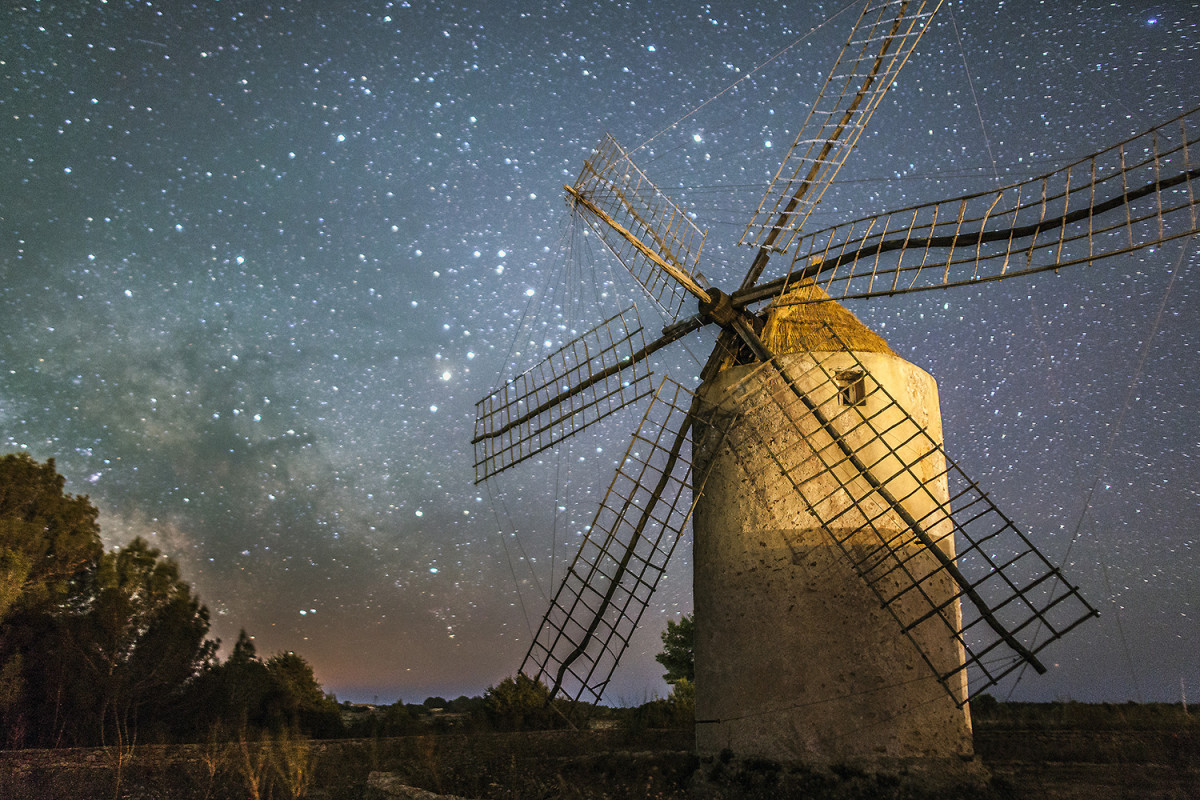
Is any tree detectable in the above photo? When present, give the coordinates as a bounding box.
[0,454,104,746]
[180,629,274,737]
[180,634,343,739]
[422,695,449,710]
[0,454,102,620]
[264,651,342,736]
[482,675,562,731]
[655,614,694,686]
[628,677,694,730]
[76,537,216,745]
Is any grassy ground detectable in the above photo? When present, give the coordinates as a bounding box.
[1,706,1197,799]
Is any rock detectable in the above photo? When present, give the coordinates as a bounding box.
[364,771,471,800]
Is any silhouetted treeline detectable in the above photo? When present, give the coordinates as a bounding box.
[0,453,339,748]
[0,454,698,750]
[339,674,695,738]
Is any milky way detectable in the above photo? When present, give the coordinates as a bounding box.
[2,2,1197,705]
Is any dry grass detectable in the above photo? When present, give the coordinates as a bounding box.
[0,715,1196,799]
[236,729,272,800]
[188,725,232,800]
[269,728,316,800]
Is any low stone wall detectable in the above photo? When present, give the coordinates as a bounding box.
[974,727,1198,765]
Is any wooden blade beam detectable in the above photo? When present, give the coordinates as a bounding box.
[566,184,711,305]
[520,377,727,705]
[473,312,705,483]
[474,307,651,483]
[736,105,1200,308]
[738,0,944,276]
[568,134,709,320]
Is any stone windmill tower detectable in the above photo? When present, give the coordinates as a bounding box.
[693,283,971,762]
[471,0,1198,764]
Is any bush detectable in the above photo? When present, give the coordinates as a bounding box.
[481,675,565,731]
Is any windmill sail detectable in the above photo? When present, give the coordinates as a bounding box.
[520,377,725,704]
[739,0,944,260]
[740,105,1200,306]
[722,332,1097,703]
[473,308,707,483]
[473,306,653,482]
[568,134,710,320]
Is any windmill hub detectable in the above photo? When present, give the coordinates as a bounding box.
[697,286,740,328]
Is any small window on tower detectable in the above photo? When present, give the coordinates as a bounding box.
[836,370,867,407]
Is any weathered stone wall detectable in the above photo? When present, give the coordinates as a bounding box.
[693,350,972,764]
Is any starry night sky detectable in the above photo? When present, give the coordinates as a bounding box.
[3,1,1197,706]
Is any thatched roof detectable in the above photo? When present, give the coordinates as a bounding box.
[760,280,894,356]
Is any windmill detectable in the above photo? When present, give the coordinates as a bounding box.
[472,0,1199,763]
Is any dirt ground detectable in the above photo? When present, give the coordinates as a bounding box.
[0,725,1196,799]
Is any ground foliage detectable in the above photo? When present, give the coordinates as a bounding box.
[1,710,1197,800]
